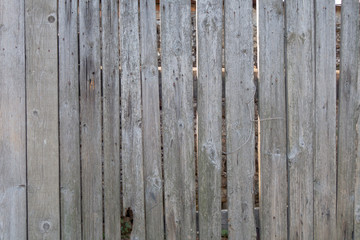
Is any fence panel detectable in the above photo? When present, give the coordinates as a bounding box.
[161,0,196,239]
[25,0,60,239]
[0,1,27,239]
[224,0,256,239]
[139,0,164,239]
[285,0,315,239]
[79,1,103,239]
[120,0,147,239]
[58,0,81,239]
[101,0,121,239]
[314,1,337,239]
[197,0,223,239]
[257,0,287,239]
[337,1,360,239]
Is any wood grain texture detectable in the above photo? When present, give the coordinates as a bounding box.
[120,0,146,239]
[224,0,257,239]
[337,1,360,239]
[79,1,103,239]
[0,0,27,239]
[25,0,60,239]
[197,0,223,239]
[314,1,337,239]
[257,1,287,239]
[285,0,315,239]
[102,0,121,239]
[161,0,196,239]
[58,0,81,239]
[139,0,164,239]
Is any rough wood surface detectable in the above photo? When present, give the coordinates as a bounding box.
[139,0,164,239]
[257,1,287,239]
[224,0,257,239]
[25,0,60,239]
[79,1,103,239]
[102,0,121,239]
[161,0,196,239]
[120,0,146,239]
[0,1,27,239]
[58,1,81,239]
[314,1,337,239]
[285,0,315,239]
[337,1,360,239]
[197,0,223,239]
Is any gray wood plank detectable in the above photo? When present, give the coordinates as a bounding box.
[337,1,360,239]
[285,0,315,239]
[25,0,60,239]
[139,0,164,239]
[58,0,81,239]
[120,1,146,239]
[314,1,337,239]
[161,0,196,239]
[257,1,287,239]
[101,0,121,239]
[0,1,27,239]
[197,0,223,239]
[79,1,103,239]
[224,0,257,239]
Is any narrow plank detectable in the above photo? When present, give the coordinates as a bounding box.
[139,0,164,239]
[0,1,27,239]
[161,0,196,239]
[102,0,121,239]
[314,1,337,239]
[224,0,257,239]
[197,0,223,238]
[120,1,146,239]
[58,0,81,239]
[257,0,287,239]
[285,0,315,239]
[25,0,60,239]
[79,1,102,239]
[337,1,360,239]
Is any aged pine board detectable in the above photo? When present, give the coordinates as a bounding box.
[25,0,60,239]
[197,0,223,239]
[79,1,103,239]
[314,1,337,239]
[257,0,287,239]
[120,0,146,239]
[337,1,360,239]
[58,0,81,239]
[285,0,315,239]
[102,0,121,239]
[224,0,256,239]
[0,1,27,239]
[161,0,196,239]
[139,0,164,239]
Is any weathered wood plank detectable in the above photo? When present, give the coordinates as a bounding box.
[79,1,102,239]
[0,1,27,239]
[161,0,196,239]
[102,0,121,239]
[314,1,337,239]
[120,0,146,239]
[257,1,287,239]
[25,0,60,239]
[224,0,257,239]
[139,0,164,239]
[197,0,223,239]
[58,0,81,239]
[285,0,315,239]
[337,1,360,239]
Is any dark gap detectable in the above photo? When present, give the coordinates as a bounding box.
[24,0,29,238]
[56,0,61,239]
[121,207,134,238]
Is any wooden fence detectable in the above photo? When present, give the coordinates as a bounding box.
[0,0,359,239]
